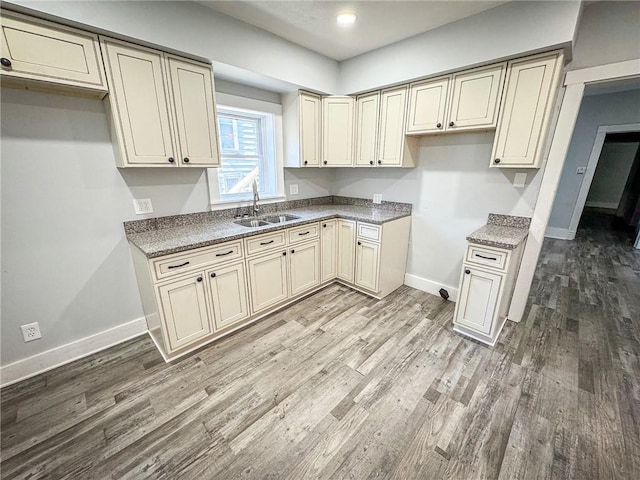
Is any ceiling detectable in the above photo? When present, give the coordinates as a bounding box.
[201,1,508,61]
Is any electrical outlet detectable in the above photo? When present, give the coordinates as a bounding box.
[21,322,42,342]
[133,198,153,215]
[289,184,299,195]
[373,194,382,204]
[576,167,586,175]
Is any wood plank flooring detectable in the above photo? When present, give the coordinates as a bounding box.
[1,210,639,479]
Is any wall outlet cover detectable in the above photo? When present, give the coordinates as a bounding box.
[133,198,153,215]
[289,184,299,195]
[21,322,42,342]
[513,173,527,188]
[373,194,382,204]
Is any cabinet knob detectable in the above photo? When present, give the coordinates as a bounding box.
[168,157,175,163]
[0,57,12,68]
[283,251,287,256]
[494,158,501,164]
[304,160,308,165]
[436,122,442,128]
[369,161,374,165]
[183,157,190,163]
[449,121,455,127]
[464,269,471,275]
[210,273,216,278]
[357,241,362,246]
[377,160,382,165]
[197,276,203,282]
[323,160,328,165]
[291,249,295,254]
[323,223,327,228]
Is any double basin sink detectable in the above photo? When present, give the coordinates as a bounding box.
[234,214,300,228]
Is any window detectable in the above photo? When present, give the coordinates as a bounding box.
[208,94,284,206]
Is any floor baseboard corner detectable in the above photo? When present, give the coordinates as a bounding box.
[404,273,458,302]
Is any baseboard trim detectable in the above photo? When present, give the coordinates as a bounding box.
[545,226,575,240]
[404,273,458,302]
[0,317,148,388]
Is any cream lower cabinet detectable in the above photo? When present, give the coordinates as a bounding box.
[321,220,338,282]
[247,250,289,313]
[355,240,380,292]
[206,261,250,330]
[289,240,321,296]
[337,220,356,282]
[453,242,525,346]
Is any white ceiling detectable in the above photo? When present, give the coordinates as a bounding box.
[201,1,508,61]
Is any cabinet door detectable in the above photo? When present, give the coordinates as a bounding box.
[454,266,503,335]
[247,250,289,313]
[447,63,505,131]
[299,92,322,167]
[378,86,408,166]
[102,38,176,165]
[166,55,220,167]
[355,92,380,167]
[289,240,321,296]
[491,53,562,168]
[206,262,249,330]
[355,240,380,292]
[321,220,338,282]
[0,12,106,91]
[322,96,355,166]
[337,220,356,283]
[406,77,449,134]
[157,273,212,353]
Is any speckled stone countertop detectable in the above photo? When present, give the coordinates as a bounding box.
[126,197,412,258]
[466,214,531,250]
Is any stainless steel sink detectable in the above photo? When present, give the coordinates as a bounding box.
[263,214,300,224]
[234,218,269,228]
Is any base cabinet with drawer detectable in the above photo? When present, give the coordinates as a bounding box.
[453,242,525,346]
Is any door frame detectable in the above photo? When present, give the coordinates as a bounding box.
[567,123,640,239]
[507,58,640,323]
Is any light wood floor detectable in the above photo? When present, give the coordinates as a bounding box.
[1,211,639,479]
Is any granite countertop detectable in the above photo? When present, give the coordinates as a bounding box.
[127,202,411,258]
[466,213,531,250]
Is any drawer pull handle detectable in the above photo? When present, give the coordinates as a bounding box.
[216,250,234,257]
[167,261,190,269]
[298,231,310,236]
[260,240,274,245]
[475,254,497,261]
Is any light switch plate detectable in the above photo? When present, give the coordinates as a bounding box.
[289,184,299,195]
[133,198,153,215]
[513,173,527,188]
[576,167,586,175]
[373,194,382,204]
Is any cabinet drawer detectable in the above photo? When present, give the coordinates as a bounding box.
[357,223,381,242]
[465,245,508,271]
[288,223,319,245]
[153,241,243,281]
[245,231,287,256]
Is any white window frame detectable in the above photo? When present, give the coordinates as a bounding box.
[208,92,285,209]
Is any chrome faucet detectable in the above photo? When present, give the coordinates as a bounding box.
[252,179,260,218]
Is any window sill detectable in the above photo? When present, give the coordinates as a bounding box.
[209,195,287,211]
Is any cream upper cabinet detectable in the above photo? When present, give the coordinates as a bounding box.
[157,273,213,353]
[491,52,563,168]
[337,219,356,283]
[0,10,107,96]
[247,250,289,313]
[406,76,450,134]
[454,267,503,336]
[101,37,219,168]
[355,92,380,167]
[283,91,321,167]
[378,86,417,167]
[206,261,249,331]
[289,240,321,296]
[355,239,380,292]
[166,55,220,167]
[321,220,338,282]
[322,96,355,167]
[446,63,506,132]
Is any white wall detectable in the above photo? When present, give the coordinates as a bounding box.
[5,0,339,94]
[548,89,640,231]
[331,133,542,292]
[338,0,581,93]
[586,141,640,209]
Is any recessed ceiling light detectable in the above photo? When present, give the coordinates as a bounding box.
[336,11,357,27]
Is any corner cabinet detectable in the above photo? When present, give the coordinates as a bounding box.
[491,52,563,168]
[101,37,220,168]
[283,91,322,167]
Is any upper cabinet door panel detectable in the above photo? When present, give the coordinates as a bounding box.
[355,92,380,167]
[406,77,449,134]
[322,96,355,166]
[492,53,562,168]
[300,92,322,167]
[167,55,220,167]
[447,63,506,131]
[378,86,408,166]
[0,12,106,91]
[102,39,176,165]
